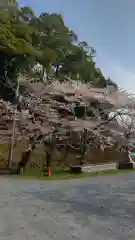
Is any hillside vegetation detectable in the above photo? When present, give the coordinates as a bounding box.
[0,1,134,172]
[0,0,117,102]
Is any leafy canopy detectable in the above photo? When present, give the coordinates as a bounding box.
[0,0,117,102]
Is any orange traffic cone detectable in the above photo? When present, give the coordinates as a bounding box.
[47,167,51,177]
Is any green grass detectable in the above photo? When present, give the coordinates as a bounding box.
[10,167,135,181]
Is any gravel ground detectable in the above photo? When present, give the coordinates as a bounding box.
[0,173,135,240]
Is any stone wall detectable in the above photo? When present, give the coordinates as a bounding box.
[0,143,123,169]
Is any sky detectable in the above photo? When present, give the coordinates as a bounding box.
[19,0,135,93]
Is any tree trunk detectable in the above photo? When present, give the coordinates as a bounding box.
[17,144,36,174]
[46,152,51,168]
[79,129,87,165]
[80,159,84,165]
[120,146,130,163]
[55,65,59,76]
[57,149,69,168]
[8,78,20,169]
[41,65,47,83]
[79,155,85,165]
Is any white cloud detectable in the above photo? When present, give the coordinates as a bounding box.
[95,52,135,94]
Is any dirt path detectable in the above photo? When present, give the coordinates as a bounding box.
[0,173,135,239]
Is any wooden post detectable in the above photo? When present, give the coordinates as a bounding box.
[8,77,20,169]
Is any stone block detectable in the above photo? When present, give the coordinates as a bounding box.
[70,165,91,173]
[116,162,133,170]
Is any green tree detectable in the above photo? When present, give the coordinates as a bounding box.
[106,77,118,89]
[59,42,98,84]
[38,47,57,82]
[0,1,39,101]
[0,0,117,101]
[31,13,78,78]
[20,6,35,23]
